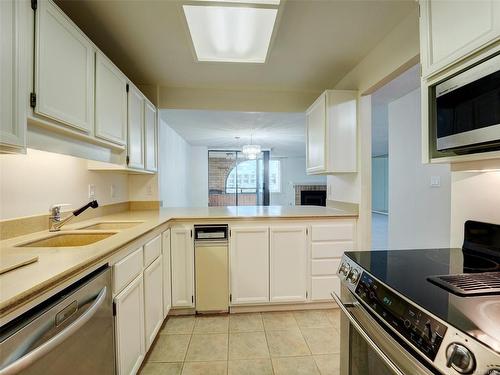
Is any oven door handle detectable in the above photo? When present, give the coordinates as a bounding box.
[332,291,405,375]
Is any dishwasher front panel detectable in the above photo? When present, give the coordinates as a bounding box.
[195,242,229,313]
[0,267,114,375]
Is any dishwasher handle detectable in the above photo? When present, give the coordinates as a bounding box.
[0,286,107,375]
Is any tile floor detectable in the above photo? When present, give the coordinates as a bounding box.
[139,309,341,375]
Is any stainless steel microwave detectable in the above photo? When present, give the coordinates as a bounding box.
[434,53,500,152]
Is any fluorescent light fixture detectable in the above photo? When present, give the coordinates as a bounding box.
[183,5,278,63]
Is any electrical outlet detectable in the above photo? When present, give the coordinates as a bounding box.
[110,184,117,199]
[88,184,96,199]
[146,184,153,197]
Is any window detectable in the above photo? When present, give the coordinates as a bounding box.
[225,159,281,193]
[269,159,281,193]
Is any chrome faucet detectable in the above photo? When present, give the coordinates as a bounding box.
[49,200,99,232]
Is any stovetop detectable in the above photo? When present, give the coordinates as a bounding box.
[345,247,500,354]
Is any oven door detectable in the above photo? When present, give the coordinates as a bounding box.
[332,285,435,375]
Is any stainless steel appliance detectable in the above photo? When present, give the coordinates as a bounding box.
[194,225,229,314]
[334,221,500,375]
[0,266,114,375]
[434,52,500,152]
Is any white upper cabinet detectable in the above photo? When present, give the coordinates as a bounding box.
[170,227,194,308]
[419,0,500,78]
[35,0,94,133]
[95,52,127,145]
[269,226,307,303]
[230,227,269,304]
[0,0,27,153]
[127,85,145,169]
[144,100,157,172]
[306,90,357,175]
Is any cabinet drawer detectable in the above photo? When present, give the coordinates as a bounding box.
[144,235,161,267]
[311,276,340,301]
[311,222,355,241]
[311,242,352,259]
[311,259,341,276]
[113,247,143,294]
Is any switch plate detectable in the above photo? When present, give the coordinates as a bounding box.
[88,184,96,199]
[146,184,153,197]
[430,176,441,187]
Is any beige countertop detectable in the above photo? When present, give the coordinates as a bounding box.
[0,206,356,321]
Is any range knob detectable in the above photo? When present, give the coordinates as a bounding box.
[446,343,475,374]
[348,269,360,284]
[339,262,351,278]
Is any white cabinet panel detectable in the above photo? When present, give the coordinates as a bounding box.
[127,85,145,169]
[270,226,307,303]
[311,259,341,276]
[311,242,352,259]
[143,234,161,268]
[36,0,94,133]
[311,221,355,242]
[306,92,326,173]
[95,52,127,145]
[144,100,157,172]
[113,247,143,295]
[162,229,172,318]
[144,256,163,351]
[114,274,145,375]
[230,227,269,304]
[0,0,26,152]
[311,276,340,301]
[420,0,500,77]
[171,227,194,308]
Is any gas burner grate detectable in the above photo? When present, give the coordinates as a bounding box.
[427,272,500,296]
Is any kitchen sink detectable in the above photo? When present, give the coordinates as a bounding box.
[17,232,116,247]
[78,221,143,230]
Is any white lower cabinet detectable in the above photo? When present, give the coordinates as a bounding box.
[270,226,307,302]
[311,276,340,300]
[143,256,163,351]
[114,274,145,375]
[162,229,172,318]
[171,227,194,308]
[230,227,269,304]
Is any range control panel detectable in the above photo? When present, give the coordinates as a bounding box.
[355,272,447,361]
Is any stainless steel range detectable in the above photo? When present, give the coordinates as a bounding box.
[333,220,500,375]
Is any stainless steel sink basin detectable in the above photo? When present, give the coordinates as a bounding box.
[17,232,116,247]
[78,221,143,230]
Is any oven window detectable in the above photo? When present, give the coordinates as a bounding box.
[349,326,395,375]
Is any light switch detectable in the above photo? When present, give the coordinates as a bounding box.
[430,176,441,187]
[88,184,96,198]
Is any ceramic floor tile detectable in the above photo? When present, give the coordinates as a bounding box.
[272,356,320,375]
[161,316,196,335]
[314,354,340,375]
[229,332,269,360]
[148,334,191,362]
[262,311,298,331]
[293,310,332,328]
[228,359,273,375]
[265,329,310,357]
[301,328,340,355]
[185,334,229,362]
[326,309,341,331]
[140,362,183,375]
[181,361,227,375]
[193,315,229,334]
[229,313,264,332]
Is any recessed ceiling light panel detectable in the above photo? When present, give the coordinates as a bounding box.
[183,5,278,63]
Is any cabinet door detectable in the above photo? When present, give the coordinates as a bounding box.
[306,92,326,174]
[420,0,500,77]
[162,229,172,318]
[171,227,194,308]
[270,226,307,303]
[128,86,145,169]
[95,52,127,145]
[144,256,163,351]
[114,274,145,375]
[0,0,26,152]
[230,227,269,304]
[36,0,94,133]
[144,100,157,172]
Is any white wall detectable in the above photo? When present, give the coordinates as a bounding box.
[158,119,209,207]
[388,89,451,249]
[450,170,500,247]
[271,157,326,206]
[0,149,129,220]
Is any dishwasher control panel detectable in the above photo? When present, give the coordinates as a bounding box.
[194,225,228,241]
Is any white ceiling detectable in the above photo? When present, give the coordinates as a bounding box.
[56,0,416,93]
[161,110,306,157]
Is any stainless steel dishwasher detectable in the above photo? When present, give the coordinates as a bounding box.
[194,225,229,314]
[0,266,114,375]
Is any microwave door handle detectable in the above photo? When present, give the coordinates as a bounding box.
[331,292,405,375]
[0,286,107,375]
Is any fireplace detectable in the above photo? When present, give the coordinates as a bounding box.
[300,190,326,206]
